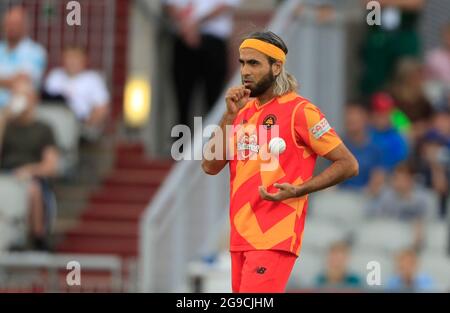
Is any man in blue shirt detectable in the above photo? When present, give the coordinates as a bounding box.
[387,249,435,292]
[369,92,409,171]
[0,6,47,109]
[340,104,385,189]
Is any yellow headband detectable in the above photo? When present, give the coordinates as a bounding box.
[239,38,286,63]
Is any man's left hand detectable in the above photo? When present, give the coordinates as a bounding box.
[258,183,306,202]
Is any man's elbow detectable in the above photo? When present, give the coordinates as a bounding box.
[201,161,219,176]
[348,157,359,178]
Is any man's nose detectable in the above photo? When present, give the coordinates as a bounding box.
[241,65,251,77]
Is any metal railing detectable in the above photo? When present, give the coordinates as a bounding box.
[0,252,123,292]
[138,0,351,292]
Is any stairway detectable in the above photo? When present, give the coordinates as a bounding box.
[56,143,173,258]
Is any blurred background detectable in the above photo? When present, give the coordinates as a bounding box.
[0,0,448,293]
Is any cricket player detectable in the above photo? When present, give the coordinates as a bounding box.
[201,31,359,293]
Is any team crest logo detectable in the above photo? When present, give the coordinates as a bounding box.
[262,114,277,129]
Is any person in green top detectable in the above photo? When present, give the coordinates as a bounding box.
[315,241,362,290]
[360,0,425,97]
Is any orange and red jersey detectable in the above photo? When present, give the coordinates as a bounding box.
[228,92,342,256]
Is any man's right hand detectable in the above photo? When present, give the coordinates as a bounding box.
[225,86,251,117]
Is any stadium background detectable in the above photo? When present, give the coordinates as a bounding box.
[0,0,448,292]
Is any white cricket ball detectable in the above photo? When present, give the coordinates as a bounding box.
[269,137,286,155]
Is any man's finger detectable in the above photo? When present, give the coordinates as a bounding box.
[259,186,279,201]
[274,183,289,190]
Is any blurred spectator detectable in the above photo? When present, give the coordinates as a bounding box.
[315,241,362,290]
[390,58,434,141]
[360,0,425,96]
[162,0,240,128]
[0,91,59,250]
[340,104,385,190]
[425,22,450,91]
[367,162,429,250]
[44,46,110,142]
[0,6,47,110]
[413,108,450,218]
[369,92,409,171]
[293,1,337,25]
[387,248,435,292]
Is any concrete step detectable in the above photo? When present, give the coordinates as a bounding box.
[57,237,137,257]
[80,204,145,222]
[64,221,138,238]
[102,169,169,187]
[89,186,157,204]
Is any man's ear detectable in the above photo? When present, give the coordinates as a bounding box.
[272,61,282,77]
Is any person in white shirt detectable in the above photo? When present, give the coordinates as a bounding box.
[425,23,450,90]
[162,0,241,127]
[44,46,110,141]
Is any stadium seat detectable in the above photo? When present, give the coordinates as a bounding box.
[288,249,324,289]
[308,189,365,230]
[422,189,441,222]
[423,221,448,255]
[353,219,415,254]
[0,175,28,250]
[348,250,394,291]
[419,254,450,292]
[301,218,350,252]
[35,103,80,177]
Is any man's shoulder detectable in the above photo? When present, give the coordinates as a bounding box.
[19,38,46,56]
[48,67,67,78]
[278,92,310,106]
[238,98,256,114]
[79,70,106,83]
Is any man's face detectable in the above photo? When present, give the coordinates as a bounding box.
[372,111,391,131]
[397,252,417,280]
[239,48,278,97]
[392,170,413,194]
[327,246,349,272]
[63,50,87,76]
[433,112,450,136]
[3,7,27,44]
[345,106,368,135]
[443,27,450,50]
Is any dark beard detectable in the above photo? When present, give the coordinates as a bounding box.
[245,70,276,97]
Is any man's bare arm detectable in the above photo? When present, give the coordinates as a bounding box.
[259,143,359,201]
[197,5,236,24]
[201,113,234,175]
[15,147,60,179]
[202,86,250,175]
[295,143,359,196]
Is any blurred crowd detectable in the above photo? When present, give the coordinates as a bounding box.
[0,5,110,251]
[340,0,449,237]
[325,0,449,292]
[314,242,435,292]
